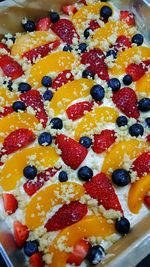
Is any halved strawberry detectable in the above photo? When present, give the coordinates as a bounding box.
[45,201,87,231]
[0,55,23,79]
[120,10,135,26]
[92,130,116,154]
[66,101,93,121]
[13,221,29,247]
[30,252,44,267]
[62,5,77,15]
[36,17,52,31]
[144,196,150,208]
[0,43,10,53]
[52,70,74,90]
[0,106,14,118]
[89,20,100,31]
[125,63,146,82]
[2,194,18,215]
[114,35,131,52]
[131,152,150,177]
[67,239,90,266]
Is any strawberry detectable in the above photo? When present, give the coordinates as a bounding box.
[56,134,88,169]
[89,20,100,31]
[20,90,48,127]
[51,19,79,45]
[67,239,90,265]
[0,106,13,118]
[2,194,18,215]
[147,134,150,143]
[62,5,77,15]
[92,130,116,154]
[45,201,87,231]
[84,173,123,213]
[52,70,74,90]
[0,43,10,53]
[36,17,52,31]
[132,152,150,177]
[114,35,131,52]
[13,221,29,247]
[144,196,150,208]
[0,55,24,79]
[79,0,87,5]
[66,101,93,121]
[112,87,140,119]
[23,40,60,64]
[120,11,135,26]
[30,252,44,267]
[125,63,146,81]
[141,60,150,72]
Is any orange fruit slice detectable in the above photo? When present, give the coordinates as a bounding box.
[135,72,150,96]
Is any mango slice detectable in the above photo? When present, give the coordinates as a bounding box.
[50,79,95,116]
[128,174,150,214]
[74,107,118,140]
[28,51,76,87]
[25,182,85,230]
[0,147,59,191]
[48,215,115,267]
[111,47,150,76]
[0,88,18,106]
[136,72,150,96]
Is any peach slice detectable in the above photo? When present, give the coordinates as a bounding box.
[0,88,17,106]
[74,107,118,140]
[28,51,76,87]
[0,146,59,191]
[111,47,150,76]
[48,215,115,267]
[136,72,150,96]
[128,174,150,214]
[50,79,95,116]
[25,182,85,230]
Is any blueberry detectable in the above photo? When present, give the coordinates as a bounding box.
[41,76,52,87]
[106,49,117,59]
[86,245,105,265]
[115,217,130,235]
[145,117,150,127]
[22,20,35,32]
[107,78,121,92]
[3,80,13,91]
[123,74,132,85]
[79,136,92,148]
[138,98,150,112]
[18,82,31,93]
[12,101,26,112]
[132,34,144,46]
[84,28,90,39]
[78,166,93,181]
[23,165,37,180]
[78,43,87,53]
[58,171,68,182]
[24,240,39,257]
[90,84,105,101]
[112,169,131,186]
[4,35,16,44]
[129,123,144,137]
[38,132,52,146]
[50,117,63,129]
[116,116,128,127]
[43,90,53,101]
[63,45,72,52]
[82,69,95,79]
[100,6,112,20]
[49,11,60,23]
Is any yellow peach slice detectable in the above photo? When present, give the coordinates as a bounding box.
[136,72,150,96]
[74,107,118,140]
[50,79,95,116]
[128,174,150,214]
[0,88,18,106]
[0,147,59,191]
[25,182,85,230]
[48,215,115,267]
[111,47,150,76]
[28,51,76,87]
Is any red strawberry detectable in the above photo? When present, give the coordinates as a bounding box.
[52,70,74,90]
[125,63,146,81]
[62,5,77,15]
[84,173,123,213]
[79,0,87,5]
[56,134,88,170]
[30,252,44,267]
[20,90,48,127]
[132,152,150,177]
[36,17,52,31]
[67,239,90,265]
[66,101,93,121]
[144,196,150,208]
[0,55,24,79]
[114,35,131,52]
[0,106,13,118]
[141,60,150,72]
[2,194,18,215]
[89,20,100,31]
[120,11,135,26]
[13,221,29,247]
[45,201,87,231]
[147,134,150,143]
[92,130,116,154]
[112,87,140,119]
[51,19,79,45]
[0,43,10,53]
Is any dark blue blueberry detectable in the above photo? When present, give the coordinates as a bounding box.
[138,98,150,112]
[132,34,144,46]
[18,82,31,93]
[63,45,72,52]
[24,240,39,257]
[49,11,60,23]
[100,6,112,20]
[112,169,131,186]
[22,20,35,32]
[79,136,92,148]
[82,69,95,79]
[78,166,93,181]
[123,74,132,85]
[116,116,128,127]
[108,78,121,92]
[86,245,105,265]
[84,28,90,39]
[4,35,16,44]
[43,90,53,101]
[3,80,13,91]
[106,49,117,59]
[23,165,37,180]
[38,132,52,146]
[41,76,52,87]
[50,117,63,129]
[58,171,68,182]
[90,84,105,101]
[129,123,144,137]
[115,217,130,235]
[78,43,87,53]
[12,101,26,112]
[145,117,150,127]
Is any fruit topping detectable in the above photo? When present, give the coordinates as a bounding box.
[2,193,18,215]
[131,152,150,177]
[79,136,92,149]
[29,252,44,267]
[115,217,130,234]
[52,70,74,90]
[92,130,116,154]
[66,101,93,121]
[108,78,121,92]
[62,5,77,15]
[129,123,144,137]
[50,117,63,129]
[38,132,52,146]
[58,171,68,182]
[138,98,150,112]
[0,55,24,79]
[78,166,93,181]
[14,221,29,248]
[90,84,105,101]
[112,169,131,186]
[116,115,128,127]
[132,33,144,46]
[23,165,38,180]
[86,245,105,265]
[67,239,90,266]
[22,20,36,32]
[36,17,52,31]
[24,240,39,257]
[120,10,135,26]
[113,35,131,52]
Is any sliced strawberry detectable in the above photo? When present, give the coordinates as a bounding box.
[66,101,93,121]
[45,201,87,231]
[0,43,10,53]
[89,20,100,31]
[84,173,123,213]
[56,134,88,170]
[67,239,90,265]
[51,19,79,45]
[0,55,23,79]
[79,0,87,5]
[52,70,74,90]
[36,17,52,31]
[2,194,18,215]
[144,196,150,208]
[132,152,150,177]
[141,60,150,72]
[30,252,44,267]
[62,5,77,15]
[147,134,150,143]
[120,10,135,26]
[112,87,140,119]
[92,130,116,154]
[125,63,146,82]
[0,106,13,118]
[14,221,29,248]
[114,35,131,52]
